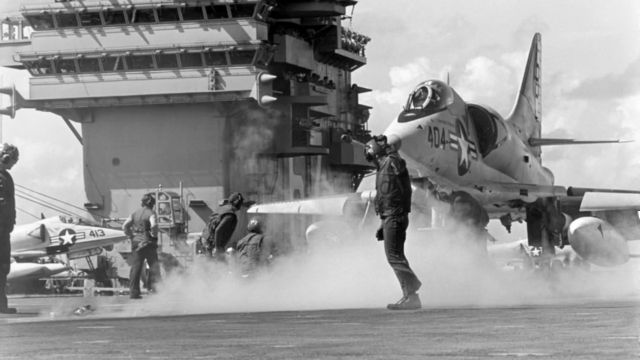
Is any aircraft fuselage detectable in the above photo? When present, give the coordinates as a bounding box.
[384,80,554,206]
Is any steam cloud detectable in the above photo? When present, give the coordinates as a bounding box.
[36,220,638,321]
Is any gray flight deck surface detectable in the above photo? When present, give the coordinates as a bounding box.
[1,295,639,359]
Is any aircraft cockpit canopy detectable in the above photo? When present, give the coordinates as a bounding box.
[59,215,99,226]
[399,80,454,122]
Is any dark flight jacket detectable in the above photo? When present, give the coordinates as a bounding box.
[212,204,238,249]
[374,152,412,217]
[0,170,15,232]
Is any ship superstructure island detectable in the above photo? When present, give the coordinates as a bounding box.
[0,0,372,257]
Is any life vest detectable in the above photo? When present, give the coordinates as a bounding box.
[130,207,157,246]
[201,204,236,243]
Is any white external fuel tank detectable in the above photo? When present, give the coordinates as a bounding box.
[568,217,630,267]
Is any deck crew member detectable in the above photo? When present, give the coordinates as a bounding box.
[233,217,275,277]
[123,193,161,299]
[203,192,244,261]
[0,144,18,314]
[366,135,422,310]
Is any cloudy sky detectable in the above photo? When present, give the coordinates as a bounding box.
[0,1,639,232]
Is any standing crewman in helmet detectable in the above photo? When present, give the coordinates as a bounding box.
[0,143,18,313]
[202,192,244,261]
[123,193,161,299]
[365,135,422,310]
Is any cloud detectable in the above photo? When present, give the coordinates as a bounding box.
[512,16,551,46]
[541,92,640,189]
[454,56,515,112]
[361,57,440,133]
[0,68,85,222]
[365,51,521,122]
[566,56,640,101]
[0,3,20,17]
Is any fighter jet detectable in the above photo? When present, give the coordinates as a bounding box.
[8,215,127,281]
[249,33,640,269]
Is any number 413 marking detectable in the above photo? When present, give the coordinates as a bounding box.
[89,229,105,237]
[427,126,447,149]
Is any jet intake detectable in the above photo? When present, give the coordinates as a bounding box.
[568,217,629,267]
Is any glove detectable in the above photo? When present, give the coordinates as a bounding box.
[375,227,384,241]
[135,241,150,252]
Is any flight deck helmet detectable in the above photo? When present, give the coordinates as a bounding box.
[141,193,156,208]
[365,135,388,162]
[247,217,262,233]
[0,143,19,166]
[228,192,244,209]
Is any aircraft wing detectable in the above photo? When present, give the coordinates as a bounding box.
[247,180,568,218]
[45,228,128,260]
[10,250,48,261]
[247,191,375,216]
[11,235,127,261]
[578,192,640,211]
[475,182,567,199]
[468,182,640,216]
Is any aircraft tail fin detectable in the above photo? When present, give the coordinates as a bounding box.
[507,33,542,158]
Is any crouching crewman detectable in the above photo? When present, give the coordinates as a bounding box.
[233,218,275,277]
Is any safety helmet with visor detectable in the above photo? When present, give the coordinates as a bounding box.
[247,217,262,233]
[364,135,388,162]
[228,192,244,209]
[0,143,19,166]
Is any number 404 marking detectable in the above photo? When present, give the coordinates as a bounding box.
[427,126,447,149]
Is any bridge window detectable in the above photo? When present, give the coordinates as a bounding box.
[102,55,126,72]
[155,53,179,69]
[229,50,256,65]
[230,4,256,18]
[79,11,102,27]
[24,46,269,75]
[128,54,154,70]
[25,14,55,30]
[181,5,206,21]
[204,51,227,66]
[180,52,204,68]
[128,8,156,24]
[157,7,180,22]
[103,9,127,25]
[255,47,273,67]
[206,5,230,19]
[25,60,52,75]
[53,58,77,73]
[77,57,100,73]
[55,13,79,28]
